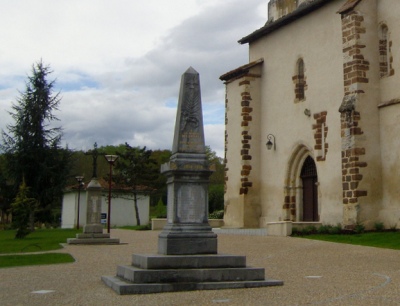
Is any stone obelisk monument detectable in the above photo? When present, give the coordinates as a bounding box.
[68,143,119,245]
[102,68,283,294]
[158,66,217,255]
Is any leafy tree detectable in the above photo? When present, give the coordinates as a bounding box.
[149,149,171,206]
[1,60,71,227]
[11,181,38,238]
[205,145,224,185]
[113,143,158,225]
[204,146,224,215]
[208,184,224,213]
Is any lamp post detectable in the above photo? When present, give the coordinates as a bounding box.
[105,155,119,233]
[75,176,84,230]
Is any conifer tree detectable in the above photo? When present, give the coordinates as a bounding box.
[1,60,70,226]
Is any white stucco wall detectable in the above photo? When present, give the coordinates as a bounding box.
[377,0,400,228]
[223,0,400,229]
[61,190,149,228]
[251,1,344,225]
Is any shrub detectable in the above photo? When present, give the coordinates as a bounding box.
[354,223,365,234]
[329,223,342,235]
[209,210,224,219]
[291,227,301,236]
[153,198,167,218]
[317,224,332,234]
[374,222,384,232]
[302,225,317,235]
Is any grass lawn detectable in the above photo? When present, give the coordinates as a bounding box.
[303,231,400,250]
[0,253,75,268]
[0,228,80,254]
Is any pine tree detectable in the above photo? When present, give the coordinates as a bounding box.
[1,60,70,227]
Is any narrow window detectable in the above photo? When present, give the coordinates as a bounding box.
[295,59,305,101]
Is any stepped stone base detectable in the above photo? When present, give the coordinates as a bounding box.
[67,233,120,245]
[102,253,283,295]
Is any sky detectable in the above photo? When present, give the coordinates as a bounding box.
[0,0,268,157]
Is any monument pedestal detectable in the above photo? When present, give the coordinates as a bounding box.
[102,253,282,294]
[67,233,120,245]
[158,223,217,255]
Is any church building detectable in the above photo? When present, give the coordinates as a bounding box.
[220,0,400,231]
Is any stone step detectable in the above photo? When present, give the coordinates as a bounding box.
[116,265,265,283]
[67,237,120,245]
[76,233,111,239]
[102,275,284,295]
[212,228,268,236]
[132,254,246,269]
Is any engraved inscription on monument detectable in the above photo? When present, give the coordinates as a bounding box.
[167,185,174,223]
[177,185,205,223]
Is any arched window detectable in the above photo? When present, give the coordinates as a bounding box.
[294,58,306,101]
[379,24,389,78]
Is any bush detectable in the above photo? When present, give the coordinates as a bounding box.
[329,224,342,235]
[317,224,332,234]
[209,210,224,219]
[354,223,365,234]
[374,222,384,232]
[302,225,317,235]
[153,198,167,218]
[291,227,301,236]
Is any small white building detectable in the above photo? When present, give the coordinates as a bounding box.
[61,179,150,228]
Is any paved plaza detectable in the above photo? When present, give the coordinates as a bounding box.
[1,229,400,305]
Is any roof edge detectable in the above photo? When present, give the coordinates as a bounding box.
[239,0,332,44]
[336,0,362,14]
[220,58,264,82]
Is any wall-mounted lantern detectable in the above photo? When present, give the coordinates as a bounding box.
[266,134,276,151]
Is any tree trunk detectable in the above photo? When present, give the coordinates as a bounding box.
[29,210,35,232]
[133,193,141,226]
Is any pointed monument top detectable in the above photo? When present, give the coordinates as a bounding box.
[185,66,198,74]
[172,67,205,154]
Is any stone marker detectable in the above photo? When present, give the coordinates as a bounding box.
[102,67,283,293]
[158,66,217,255]
[68,143,119,245]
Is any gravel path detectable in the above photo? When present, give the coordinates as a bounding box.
[1,229,400,305]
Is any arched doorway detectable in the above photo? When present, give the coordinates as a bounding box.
[300,156,319,221]
[284,145,319,222]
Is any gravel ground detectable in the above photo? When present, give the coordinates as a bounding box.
[1,229,400,306]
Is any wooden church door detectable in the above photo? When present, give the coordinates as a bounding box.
[300,156,319,221]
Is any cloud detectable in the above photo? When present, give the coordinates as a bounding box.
[0,0,267,158]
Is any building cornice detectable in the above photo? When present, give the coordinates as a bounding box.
[220,58,264,82]
[239,0,334,45]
